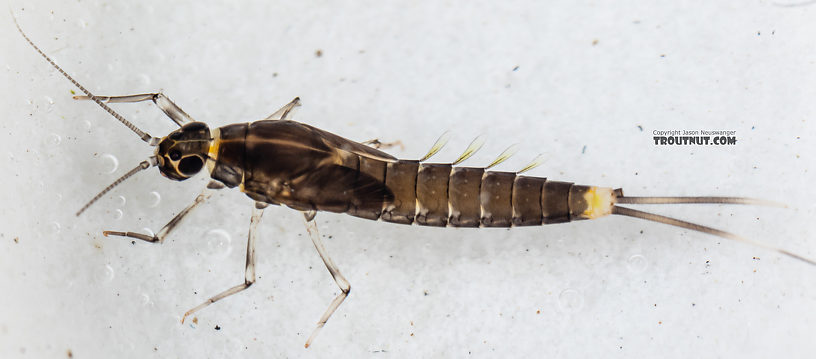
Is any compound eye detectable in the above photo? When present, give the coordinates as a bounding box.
[177,156,204,175]
[169,150,182,161]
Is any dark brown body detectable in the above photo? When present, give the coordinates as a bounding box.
[208,120,598,228]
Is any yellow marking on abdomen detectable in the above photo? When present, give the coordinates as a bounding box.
[582,186,615,219]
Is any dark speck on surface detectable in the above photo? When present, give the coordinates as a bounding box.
[512,65,519,71]
[215,325,221,330]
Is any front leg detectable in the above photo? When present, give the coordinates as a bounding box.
[103,181,223,243]
[74,92,194,127]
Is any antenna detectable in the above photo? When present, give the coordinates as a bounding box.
[76,158,157,216]
[12,12,157,145]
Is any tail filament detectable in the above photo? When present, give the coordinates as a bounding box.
[611,196,813,266]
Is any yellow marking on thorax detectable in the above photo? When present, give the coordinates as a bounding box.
[205,128,221,174]
[582,186,615,219]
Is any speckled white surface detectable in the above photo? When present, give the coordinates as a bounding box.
[2,1,816,358]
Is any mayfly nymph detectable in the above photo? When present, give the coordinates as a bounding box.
[13,13,814,348]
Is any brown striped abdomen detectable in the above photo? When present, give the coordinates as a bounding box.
[348,159,598,227]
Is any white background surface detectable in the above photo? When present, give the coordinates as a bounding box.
[2,1,815,358]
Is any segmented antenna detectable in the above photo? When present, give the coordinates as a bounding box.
[419,131,451,162]
[12,13,156,145]
[485,144,519,169]
[76,158,157,216]
[451,135,486,165]
[611,205,815,266]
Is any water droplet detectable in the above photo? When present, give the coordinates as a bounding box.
[46,133,61,146]
[95,264,115,283]
[43,96,54,112]
[152,48,166,62]
[627,254,648,274]
[101,154,119,174]
[116,196,127,207]
[148,191,161,208]
[113,209,124,220]
[140,293,153,307]
[142,228,155,238]
[138,74,151,86]
[49,222,61,234]
[83,120,92,131]
[55,193,63,202]
[205,229,233,259]
[558,288,584,313]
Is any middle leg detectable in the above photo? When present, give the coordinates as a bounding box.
[180,202,267,323]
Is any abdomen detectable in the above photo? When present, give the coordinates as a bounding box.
[350,159,614,227]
